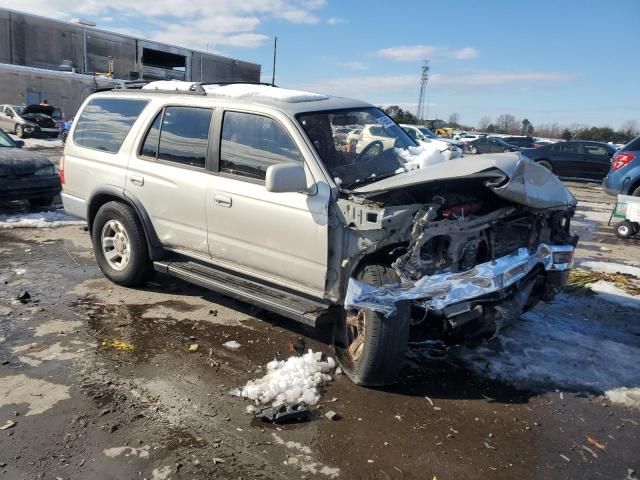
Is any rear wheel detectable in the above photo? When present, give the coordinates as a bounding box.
[537,160,553,172]
[92,201,154,286]
[631,186,640,197]
[468,145,478,154]
[333,264,410,386]
[615,221,636,239]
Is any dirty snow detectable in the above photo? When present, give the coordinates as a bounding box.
[588,280,640,309]
[273,433,340,478]
[104,445,151,459]
[203,84,329,103]
[0,209,84,229]
[395,144,445,172]
[233,350,335,406]
[579,261,640,278]
[8,133,62,149]
[453,294,640,409]
[12,341,88,367]
[574,201,613,224]
[0,374,70,415]
[34,319,83,337]
[605,387,640,408]
[223,340,241,350]
[151,465,173,480]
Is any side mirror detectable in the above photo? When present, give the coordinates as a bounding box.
[266,163,309,193]
[14,140,24,148]
[7,112,14,118]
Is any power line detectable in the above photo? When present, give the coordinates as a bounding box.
[416,60,430,124]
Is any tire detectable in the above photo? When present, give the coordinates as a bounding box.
[29,197,54,208]
[503,148,511,153]
[469,145,478,154]
[333,264,410,387]
[92,201,154,287]
[15,124,25,138]
[631,186,640,197]
[615,221,636,239]
[537,160,553,172]
[61,130,69,144]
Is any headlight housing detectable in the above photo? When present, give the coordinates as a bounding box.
[34,165,55,176]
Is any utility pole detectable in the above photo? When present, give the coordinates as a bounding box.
[271,37,278,86]
[416,60,430,125]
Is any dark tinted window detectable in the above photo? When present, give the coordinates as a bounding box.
[220,111,302,181]
[140,112,162,159]
[157,107,212,168]
[552,143,579,153]
[73,98,148,153]
[583,144,610,157]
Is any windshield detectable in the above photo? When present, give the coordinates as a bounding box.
[297,107,416,187]
[12,106,23,115]
[418,127,437,138]
[0,129,17,147]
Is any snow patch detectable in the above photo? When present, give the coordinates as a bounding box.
[104,445,150,459]
[223,340,241,350]
[0,209,84,229]
[579,261,640,278]
[204,84,328,103]
[605,387,640,409]
[452,295,640,407]
[142,80,199,91]
[8,133,62,150]
[0,374,70,415]
[233,350,335,406]
[588,280,640,309]
[395,144,446,172]
[574,201,612,224]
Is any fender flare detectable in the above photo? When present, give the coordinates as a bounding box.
[87,186,165,260]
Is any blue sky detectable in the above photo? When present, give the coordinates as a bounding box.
[7,0,640,128]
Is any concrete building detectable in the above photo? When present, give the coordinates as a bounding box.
[0,8,261,117]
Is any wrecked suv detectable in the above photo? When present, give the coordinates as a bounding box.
[61,82,577,386]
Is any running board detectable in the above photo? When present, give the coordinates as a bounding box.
[154,259,333,327]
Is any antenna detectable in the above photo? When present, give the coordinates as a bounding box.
[271,37,278,86]
[416,60,430,125]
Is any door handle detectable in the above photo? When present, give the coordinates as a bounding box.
[214,195,232,208]
[130,175,144,186]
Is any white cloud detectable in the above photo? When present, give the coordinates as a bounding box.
[1,0,326,50]
[327,17,347,25]
[453,47,479,60]
[337,61,368,71]
[378,45,437,61]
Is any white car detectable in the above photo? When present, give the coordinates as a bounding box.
[355,124,398,155]
[400,125,463,161]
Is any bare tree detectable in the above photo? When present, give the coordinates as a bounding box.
[495,114,518,134]
[620,120,639,138]
[477,116,491,132]
[447,112,460,127]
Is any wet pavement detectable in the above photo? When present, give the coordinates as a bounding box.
[0,181,639,480]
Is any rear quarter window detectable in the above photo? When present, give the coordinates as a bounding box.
[623,137,640,152]
[73,98,149,153]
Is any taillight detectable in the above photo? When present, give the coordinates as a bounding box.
[59,154,65,184]
[612,151,635,170]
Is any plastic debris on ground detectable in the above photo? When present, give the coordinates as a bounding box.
[187,344,199,352]
[232,350,335,406]
[101,339,134,351]
[254,403,313,424]
[222,340,241,350]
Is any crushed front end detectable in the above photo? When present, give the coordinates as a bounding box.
[336,155,578,345]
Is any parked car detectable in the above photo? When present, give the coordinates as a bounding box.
[400,125,463,161]
[332,127,352,145]
[522,140,617,180]
[62,83,577,386]
[0,104,60,138]
[345,128,362,146]
[0,128,61,206]
[534,140,555,148]
[603,136,640,196]
[497,136,536,149]
[467,137,521,154]
[403,124,466,150]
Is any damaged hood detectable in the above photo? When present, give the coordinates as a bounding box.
[22,105,55,117]
[353,153,576,210]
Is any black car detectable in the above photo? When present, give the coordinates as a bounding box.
[522,140,617,180]
[499,136,536,149]
[467,137,521,154]
[0,128,61,206]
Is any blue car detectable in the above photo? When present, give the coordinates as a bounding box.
[603,136,640,197]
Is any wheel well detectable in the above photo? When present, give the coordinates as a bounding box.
[87,193,125,231]
[628,178,640,196]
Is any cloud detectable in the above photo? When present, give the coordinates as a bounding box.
[327,17,347,25]
[337,61,368,71]
[1,0,326,50]
[378,45,437,61]
[453,47,478,60]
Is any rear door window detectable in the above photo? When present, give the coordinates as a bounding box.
[157,107,212,168]
[583,144,610,157]
[73,98,148,153]
[220,111,302,181]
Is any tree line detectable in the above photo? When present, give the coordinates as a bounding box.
[382,105,639,144]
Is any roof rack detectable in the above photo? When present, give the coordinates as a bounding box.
[111,80,278,95]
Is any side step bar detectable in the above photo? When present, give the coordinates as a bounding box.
[154,259,333,327]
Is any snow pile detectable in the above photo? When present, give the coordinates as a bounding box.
[395,144,446,172]
[452,295,640,409]
[233,350,336,406]
[203,84,329,103]
[579,261,640,278]
[588,280,639,309]
[0,210,84,229]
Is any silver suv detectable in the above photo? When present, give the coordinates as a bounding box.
[62,82,578,386]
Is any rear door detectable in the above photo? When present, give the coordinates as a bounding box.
[126,105,213,257]
[580,143,615,179]
[549,142,581,176]
[205,109,330,296]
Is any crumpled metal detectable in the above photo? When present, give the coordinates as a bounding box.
[345,243,574,316]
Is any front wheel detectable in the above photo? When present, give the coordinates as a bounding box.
[615,221,636,239]
[15,125,26,138]
[537,160,553,172]
[333,264,410,386]
[92,201,154,286]
[468,145,478,154]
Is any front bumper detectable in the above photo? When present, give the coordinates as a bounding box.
[0,175,62,201]
[22,124,58,137]
[345,243,575,315]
